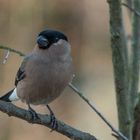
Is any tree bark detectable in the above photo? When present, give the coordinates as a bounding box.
[131,0,140,139]
[0,100,97,140]
[108,0,132,139]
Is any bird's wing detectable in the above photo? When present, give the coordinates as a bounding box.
[15,56,30,86]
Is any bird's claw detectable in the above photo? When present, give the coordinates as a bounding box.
[49,113,58,132]
[28,104,39,121]
[46,105,58,131]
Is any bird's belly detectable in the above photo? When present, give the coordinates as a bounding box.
[17,62,73,105]
[17,76,67,105]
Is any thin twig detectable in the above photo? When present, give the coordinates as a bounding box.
[69,83,129,140]
[122,3,140,17]
[126,0,132,8]
[0,45,25,56]
[2,50,10,64]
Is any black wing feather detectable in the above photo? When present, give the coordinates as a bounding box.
[15,68,26,86]
[0,89,14,102]
[14,55,31,86]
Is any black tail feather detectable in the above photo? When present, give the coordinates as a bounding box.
[0,89,14,102]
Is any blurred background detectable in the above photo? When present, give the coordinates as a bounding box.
[0,0,130,139]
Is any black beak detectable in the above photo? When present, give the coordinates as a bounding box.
[37,36,49,49]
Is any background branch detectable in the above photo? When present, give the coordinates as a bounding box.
[108,0,132,139]
[129,0,140,140]
[121,1,140,139]
[69,83,128,140]
[122,3,140,17]
[0,45,25,56]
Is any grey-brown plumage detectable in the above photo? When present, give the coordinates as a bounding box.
[0,29,74,108]
[0,29,74,129]
[17,40,73,105]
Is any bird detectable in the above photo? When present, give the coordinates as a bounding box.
[0,29,74,129]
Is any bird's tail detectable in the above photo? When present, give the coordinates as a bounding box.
[0,89,15,102]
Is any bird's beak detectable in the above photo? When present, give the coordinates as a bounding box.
[37,35,49,49]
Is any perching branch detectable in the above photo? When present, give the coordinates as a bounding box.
[0,100,97,140]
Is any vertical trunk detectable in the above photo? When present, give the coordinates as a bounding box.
[131,1,140,139]
[108,0,132,139]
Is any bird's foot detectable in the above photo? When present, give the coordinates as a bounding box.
[46,105,58,131]
[28,104,39,121]
[50,113,58,132]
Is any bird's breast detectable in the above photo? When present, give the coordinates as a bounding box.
[17,56,73,105]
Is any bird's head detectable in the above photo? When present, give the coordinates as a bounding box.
[37,29,68,49]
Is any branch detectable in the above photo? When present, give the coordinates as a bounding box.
[0,100,97,140]
[122,1,140,140]
[123,1,133,19]
[0,45,25,56]
[69,83,128,140]
[122,3,140,17]
[107,0,132,139]
[130,0,140,115]
[125,0,132,8]
[133,94,140,140]
[130,0,140,139]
